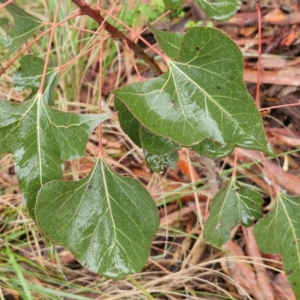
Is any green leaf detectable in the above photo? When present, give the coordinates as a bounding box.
[0,95,110,219]
[114,27,270,154]
[115,98,142,147]
[13,55,59,105]
[144,150,178,172]
[0,1,42,53]
[203,180,263,247]
[162,0,184,10]
[254,193,300,297]
[194,0,240,21]
[116,97,181,155]
[192,139,234,158]
[148,24,184,59]
[140,126,180,155]
[35,159,159,279]
[116,98,179,171]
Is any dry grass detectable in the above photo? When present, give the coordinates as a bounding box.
[0,1,287,299]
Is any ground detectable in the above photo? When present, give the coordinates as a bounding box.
[1,0,300,299]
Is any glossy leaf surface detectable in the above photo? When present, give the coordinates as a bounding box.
[192,139,234,158]
[144,150,178,172]
[36,159,159,279]
[114,27,270,154]
[204,180,263,247]
[0,1,41,53]
[0,96,110,219]
[140,127,180,155]
[13,55,59,104]
[116,97,180,155]
[194,0,240,21]
[115,98,142,147]
[254,193,300,297]
[162,0,184,10]
[149,24,184,59]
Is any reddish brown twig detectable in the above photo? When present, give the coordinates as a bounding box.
[0,0,14,9]
[255,0,262,108]
[71,0,163,76]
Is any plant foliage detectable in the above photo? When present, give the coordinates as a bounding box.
[0,94,110,220]
[203,179,263,247]
[254,193,300,296]
[0,1,42,53]
[36,159,159,279]
[114,26,270,153]
[0,1,298,298]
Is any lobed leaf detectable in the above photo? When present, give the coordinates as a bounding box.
[254,193,300,297]
[0,1,42,53]
[114,27,270,155]
[35,159,159,279]
[204,180,263,247]
[0,96,110,219]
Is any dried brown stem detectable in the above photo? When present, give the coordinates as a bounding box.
[71,0,163,76]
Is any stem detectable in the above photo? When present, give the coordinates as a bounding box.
[260,102,300,111]
[255,0,262,108]
[232,150,237,180]
[38,0,63,94]
[71,0,163,76]
[99,6,167,61]
[261,153,280,195]
[0,0,14,10]
[123,39,142,81]
[97,24,105,158]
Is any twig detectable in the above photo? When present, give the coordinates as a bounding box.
[201,156,219,198]
[38,0,63,94]
[243,226,275,300]
[97,24,105,158]
[255,0,262,108]
[0,0,14,10]
[71,0,163,76]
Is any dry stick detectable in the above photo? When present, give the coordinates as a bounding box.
[260,102,300,114]
[123,39,143,81]
[243,226,275,300]
[97,24,106,158]
[231,151,238,180]
[201,156,219,198]
[71,0,163,76]
[261,154,280,194]
[43,23,101,35]
[60,32,105,74]
[137,9,171,38]
[91,2,167,61]
[256,0,280,195]
[255,0,262,108]
[38,0,63,94]
[0,0,14,10]
[255,1,280,195]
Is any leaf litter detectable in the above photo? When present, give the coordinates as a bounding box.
[1,0,300,299]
